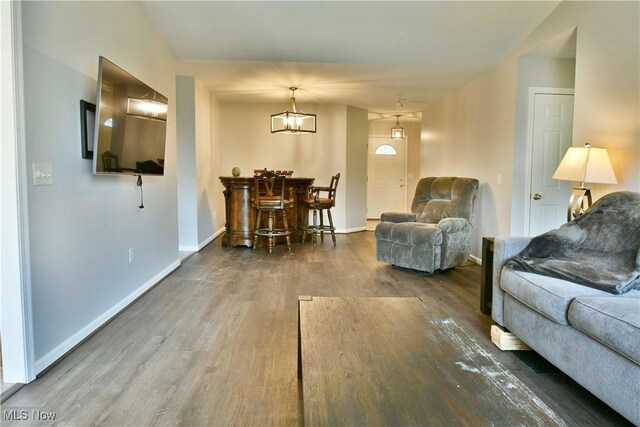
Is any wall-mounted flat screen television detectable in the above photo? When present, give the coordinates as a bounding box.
[93,56,168,176]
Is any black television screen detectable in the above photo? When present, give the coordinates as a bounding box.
[93,56,168,176]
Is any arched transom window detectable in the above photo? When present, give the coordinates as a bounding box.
[374,144,398,156]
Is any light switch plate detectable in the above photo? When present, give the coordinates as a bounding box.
[32,163,53,186]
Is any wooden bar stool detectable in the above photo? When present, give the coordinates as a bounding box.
[252,171,294,253]
[302,173,340,246]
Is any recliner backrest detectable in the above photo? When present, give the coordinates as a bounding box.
[411,177,479,223]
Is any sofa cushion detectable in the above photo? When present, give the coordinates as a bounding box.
[375,222,442,247]
[501,269,610,325]
[568,296,640,364]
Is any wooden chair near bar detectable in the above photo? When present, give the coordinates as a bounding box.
[251,171,295,253]
[302,173,340,246]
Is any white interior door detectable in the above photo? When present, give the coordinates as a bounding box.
[528,93,574,236]
[367,137,406,219]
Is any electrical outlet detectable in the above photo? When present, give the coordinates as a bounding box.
[128,248,134,263]
[213,211,217,220]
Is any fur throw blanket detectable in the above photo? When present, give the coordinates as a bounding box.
[507,191,640,294]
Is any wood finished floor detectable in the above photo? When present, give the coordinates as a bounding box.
[3,232,629,426]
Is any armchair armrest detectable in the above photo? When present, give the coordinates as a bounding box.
[308,186,333,203]
[380,212,417,223]
[437,218,471,233]
[492,236,533,325]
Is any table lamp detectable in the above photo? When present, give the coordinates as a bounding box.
[552,143,617,221]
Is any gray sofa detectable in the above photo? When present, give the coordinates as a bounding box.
[492,237,640,424]
[375,177,478,273]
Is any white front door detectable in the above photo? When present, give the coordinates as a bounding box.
[367,137,406,219]
[528,93,574,236]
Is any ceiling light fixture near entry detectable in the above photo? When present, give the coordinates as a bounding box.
[271,87,317,134]
[391,115,405,140]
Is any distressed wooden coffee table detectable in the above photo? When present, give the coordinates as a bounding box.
[298,296,565,426]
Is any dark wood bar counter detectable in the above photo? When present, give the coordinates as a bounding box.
[220,176,315,247]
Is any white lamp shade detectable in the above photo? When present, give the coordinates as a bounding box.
[552,145,617,185]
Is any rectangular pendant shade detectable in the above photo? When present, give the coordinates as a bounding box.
[127,98,168,121]
[391,114,405,140]
[391,127,405,140]
[271,111,316,134]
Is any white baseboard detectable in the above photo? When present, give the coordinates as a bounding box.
[336,227,367,234]
[470,254,482,266]
[35,259,181,374]
[203,228,224,249]
[179,228,225,252]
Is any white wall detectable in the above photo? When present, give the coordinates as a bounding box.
[421,66,517,257]
[345,106,368,231]
[210,95,224,242]
[176,76,198,249]
[21,1,179,371]
[218,102,351,230]
[421,1,639,257]
[514,2,639,194]
[177,77,222,251]
[195,79,222,244]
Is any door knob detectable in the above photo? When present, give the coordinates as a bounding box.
[532,193,542,200]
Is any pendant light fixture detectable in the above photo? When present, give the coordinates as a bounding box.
[127,90,168,121]
[391,115,405,140]
[270,87,316,134]
[127,98,168,121]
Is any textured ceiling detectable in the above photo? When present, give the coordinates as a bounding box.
[144,1,560,117]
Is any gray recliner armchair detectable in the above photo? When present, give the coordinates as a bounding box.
[375,177,479,273]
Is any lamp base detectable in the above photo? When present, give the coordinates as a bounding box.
[567,187,592,221]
